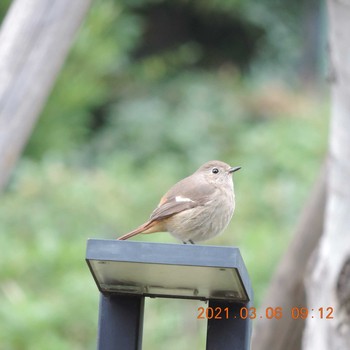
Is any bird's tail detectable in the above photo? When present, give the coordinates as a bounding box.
[117,221,153,240]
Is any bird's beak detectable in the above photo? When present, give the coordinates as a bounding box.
[229,166,241,174]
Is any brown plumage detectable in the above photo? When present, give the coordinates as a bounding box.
[117,160,241,243]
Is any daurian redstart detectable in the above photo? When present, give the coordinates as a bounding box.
[117,160,241,243]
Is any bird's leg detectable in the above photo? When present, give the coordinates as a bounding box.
[182,239,194,244]
[182,240,195,244]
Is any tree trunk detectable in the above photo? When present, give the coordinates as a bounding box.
[0,0,92,191]
[302,0,350,348]
[252,163,326,350]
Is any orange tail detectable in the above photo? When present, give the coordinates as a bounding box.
[117,220,160,240]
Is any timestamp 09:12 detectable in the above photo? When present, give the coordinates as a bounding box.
[197,306,334,320]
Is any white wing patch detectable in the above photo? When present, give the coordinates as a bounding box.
[175,196,194,203]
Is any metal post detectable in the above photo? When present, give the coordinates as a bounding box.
[206,300,252,350]
[97,294,145,350]
[87,240,253,349]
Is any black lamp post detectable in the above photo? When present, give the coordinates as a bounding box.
[86,239,253,350]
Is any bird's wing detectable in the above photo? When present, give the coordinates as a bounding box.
[149,178,217,221]
[149,198,196,221]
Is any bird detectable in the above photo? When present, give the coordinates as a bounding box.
[117,160,241,244]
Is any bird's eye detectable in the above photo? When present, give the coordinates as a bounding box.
[212,167,219,174]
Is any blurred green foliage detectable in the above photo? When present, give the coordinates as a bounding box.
[0,0,328,349]
[0,0,11,23]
